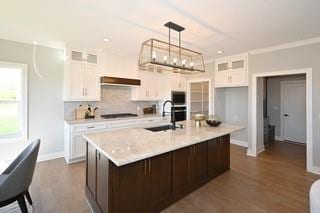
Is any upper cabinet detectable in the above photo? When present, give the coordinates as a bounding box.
[169,73,187,92]
[131,72,163,101]
[214,53,248,88]
[64,49,101,101]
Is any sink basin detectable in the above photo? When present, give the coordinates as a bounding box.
[145,125,173,132]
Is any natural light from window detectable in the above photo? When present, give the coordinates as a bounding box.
[0,65,26,141]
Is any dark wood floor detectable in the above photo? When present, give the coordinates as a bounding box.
[30,142,318,213]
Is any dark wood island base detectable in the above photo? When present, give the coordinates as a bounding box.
[85,134,230,213]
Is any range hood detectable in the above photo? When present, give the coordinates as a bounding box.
[100,76,141,86]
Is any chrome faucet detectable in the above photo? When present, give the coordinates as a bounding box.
[162,100,176,130]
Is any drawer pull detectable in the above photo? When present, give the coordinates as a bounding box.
[87,126,95,129]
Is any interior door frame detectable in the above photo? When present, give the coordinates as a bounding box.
[250,68,313,173]
[186,78,212,120]
[280,80,306,142]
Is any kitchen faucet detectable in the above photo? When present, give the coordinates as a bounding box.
[162,100,176,130]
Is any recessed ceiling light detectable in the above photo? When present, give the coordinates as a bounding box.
[103,38,111,42]
[217,50,223,54]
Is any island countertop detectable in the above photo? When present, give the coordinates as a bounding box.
[83,120,244,166]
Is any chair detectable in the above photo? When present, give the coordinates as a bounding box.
[0,139,40,213]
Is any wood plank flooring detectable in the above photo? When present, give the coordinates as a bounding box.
[29,142,318,213]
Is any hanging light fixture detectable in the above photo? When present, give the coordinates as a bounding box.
[138,22,205,74]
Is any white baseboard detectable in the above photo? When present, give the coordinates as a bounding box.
[246,149,257,157]
[37,151,64,162]
[230,139,248,148]
[275,136,282,141]
[309,166,320,175]
[257,146,265,155]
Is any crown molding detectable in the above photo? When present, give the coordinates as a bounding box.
[249,37,320,55]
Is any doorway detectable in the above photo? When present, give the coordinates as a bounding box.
[251,68,313,172]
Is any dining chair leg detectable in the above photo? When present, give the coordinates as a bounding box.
[17,194,28,213]
[25,190,33,205]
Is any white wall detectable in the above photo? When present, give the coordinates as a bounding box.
[0,39,64,159]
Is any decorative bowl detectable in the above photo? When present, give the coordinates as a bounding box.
[206,115,222,127]
[193,114,206,121]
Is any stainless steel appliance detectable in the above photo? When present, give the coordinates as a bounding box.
[172,106,186,122]
[171,91,186,105]
[101,113,138,119]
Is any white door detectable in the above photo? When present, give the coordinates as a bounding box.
[281,80,306,143]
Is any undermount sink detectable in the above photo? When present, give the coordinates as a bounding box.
[145,125,173,132]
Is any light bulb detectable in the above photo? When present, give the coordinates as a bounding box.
[173,58,177,65]
[182,59,187,66]
[152,51,157,61]
[163,56,168,62]
[190,61,194,68]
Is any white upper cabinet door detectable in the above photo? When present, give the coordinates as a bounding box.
[215,57,230,72]
[85,63,101,101]
[214,53,248,88]
[170,74,186,91]
[64,49,101,101]
[68,61,86,100]
[131,72,163,101]
[229,53,248,72]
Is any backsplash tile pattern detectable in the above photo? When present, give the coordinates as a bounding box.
[64,86,159,119]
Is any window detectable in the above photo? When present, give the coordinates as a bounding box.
[0,62,27,142]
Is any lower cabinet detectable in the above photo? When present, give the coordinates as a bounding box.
[208,135,230,178]
[86,134,230,213]
[112,159,147,213]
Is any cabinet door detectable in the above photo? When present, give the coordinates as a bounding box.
[172,147,192,198]
[86,142,96,198]
[229,54,247,72]
[215,57,229,72]
[71,134,86,159]
[215,72,230,87]
[96,152,109,213]
[220,135,230,172]
[207,138,220,178]
[85,63,100,101]
[229,71,247,86]
[69,61,86,99]
[112,160,147,213]
[192,143,208,185]
[147,152,172,212]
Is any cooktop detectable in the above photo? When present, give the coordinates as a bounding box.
[101,113,138,119]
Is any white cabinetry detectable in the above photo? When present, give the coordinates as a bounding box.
[215,53,248,88]
[64,49,100,101]
[131,72,163,101]
[169,73,186,91]
[64,116,170,163]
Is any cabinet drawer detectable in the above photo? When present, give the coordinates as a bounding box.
[139,117,169,125]
[72,122,107,133]
[108,119,139,129]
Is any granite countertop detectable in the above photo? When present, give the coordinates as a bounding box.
[83,120,244,166]
[65,114,165,125]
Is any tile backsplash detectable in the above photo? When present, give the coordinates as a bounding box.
[64,85,160,119]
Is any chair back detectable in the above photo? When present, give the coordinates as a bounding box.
[0,139,40,202]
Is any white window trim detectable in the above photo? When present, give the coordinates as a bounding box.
[0,61,28,143]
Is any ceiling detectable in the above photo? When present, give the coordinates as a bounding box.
[1,0,320,59]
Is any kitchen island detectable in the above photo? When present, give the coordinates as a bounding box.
[83,120,243,213]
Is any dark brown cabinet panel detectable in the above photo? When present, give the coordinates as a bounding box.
[172,147,192,198]
[96,152,109,213]
[86,142,96,198]
[207,135,230,178]
[207,138,220,178]
[192,143,208,185]
[147,152,172,212]
[112,160,147,213]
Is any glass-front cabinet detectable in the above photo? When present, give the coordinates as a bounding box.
[215,53,248,88]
